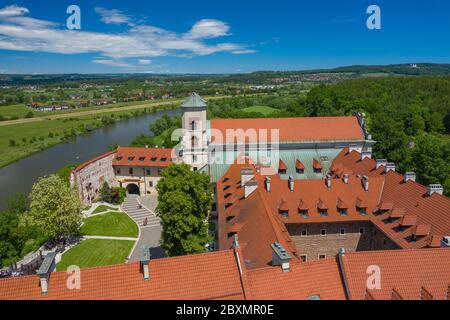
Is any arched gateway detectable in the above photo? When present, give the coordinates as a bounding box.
[126,183,140,195]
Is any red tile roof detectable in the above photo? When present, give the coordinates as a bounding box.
[245,258,346,300]
[75,150,117,172]
[341,248,450,300]
[332,148,450,249]
[113,147,173,167]
[210,116,365,143]
[0,250,245,300]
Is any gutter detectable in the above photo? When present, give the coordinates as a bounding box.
[337,248,352,300]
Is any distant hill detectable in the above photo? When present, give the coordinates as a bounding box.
[1,63,449,85]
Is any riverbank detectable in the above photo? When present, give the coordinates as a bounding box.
[0,95,235,168]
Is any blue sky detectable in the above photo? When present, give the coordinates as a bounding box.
[0,0,449,74]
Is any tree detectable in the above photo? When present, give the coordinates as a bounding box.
[370,112,411,172]
[156,164,213,256]
[26,175,82,240]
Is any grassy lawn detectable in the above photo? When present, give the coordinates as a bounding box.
[81,212,139,238]
[0,94,238,168]
[92,205,118,214]
[57,239,134,271]
[242,105,278,115]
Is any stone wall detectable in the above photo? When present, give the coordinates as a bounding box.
[287,220,401,262]
[114,165,165,195]
[71,151,117,205]
[287,221,373,262]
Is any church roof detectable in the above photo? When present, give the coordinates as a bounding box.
[181,92,207,108]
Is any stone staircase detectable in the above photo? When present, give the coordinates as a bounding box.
[121,195,160,228]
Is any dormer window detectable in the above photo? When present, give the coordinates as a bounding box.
[358,207,367,215]
[128,156,134,161]
[151,157,157,161]
[278,159,287,174]
[296,159,305,174]
[161,157,167,162]
[299,210,308,218]
[317,198,328,216]
[279,199,289,218]
[313,158,322,173]
[139,157,145,161]
[337,198,348,216]
[116,156,123,161]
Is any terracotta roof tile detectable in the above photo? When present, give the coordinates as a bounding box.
[245,258,346,300]
[210,116,365,143]
[75,150,117,172]
[113,147,173,167]
[332,148,450,249]
[0,250,245,300]
[341,248,450,300]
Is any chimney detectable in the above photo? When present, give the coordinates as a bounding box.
[427,184,443,196]
[385,162,396,173]
[404,172,416,183]
[361,151,372,160]
[362,176,369,192]
[265,176,271,192]
[376,159,387,169]
[339,247,346,257]
[37,252,56,295]
[240,168,254,187]
[325,174,332,189]
[288,176,294,192]
[140,245,151,280]
[244,180,258,198]
[349,144,359,153]
[233,234,239,248]
[343,174,349,184]
[271,242,292,272]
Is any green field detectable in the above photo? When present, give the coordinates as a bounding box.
[56,239,134,271]
[242,105,278,115]
[0,94,236,168]
[81,212,139,238]
[0,103,176,168]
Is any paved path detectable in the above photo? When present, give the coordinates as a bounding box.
[122,195,160,227]
[121,195,165,261]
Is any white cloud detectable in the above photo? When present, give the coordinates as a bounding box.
[185,19,230,39]
[95,7,131,25]
[138,59,151,65]
[0,5,29,17]
[0,5,255,60]
[92,59,133,68]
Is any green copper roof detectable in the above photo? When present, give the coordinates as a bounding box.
[181,92,207,108]
[206,148,342,182]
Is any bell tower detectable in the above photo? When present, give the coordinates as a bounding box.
[181,93,208,170]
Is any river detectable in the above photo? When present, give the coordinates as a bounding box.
[0,108,182,210]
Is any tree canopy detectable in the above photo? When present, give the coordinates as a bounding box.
[26,175,82,240]
[156,164,213,256]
